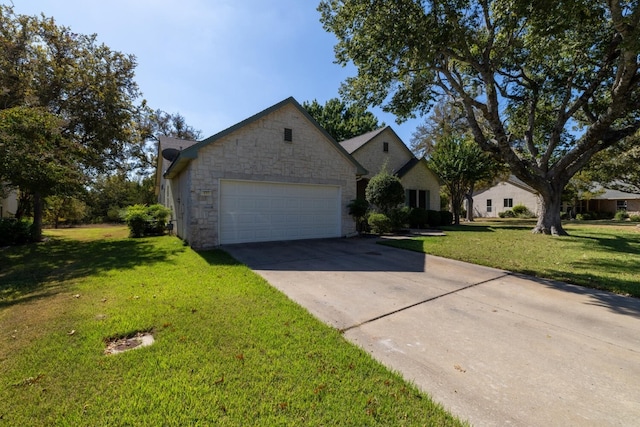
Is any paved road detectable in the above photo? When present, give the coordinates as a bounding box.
[224,237,640,426]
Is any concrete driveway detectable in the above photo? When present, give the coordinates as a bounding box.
[223,237,640,426]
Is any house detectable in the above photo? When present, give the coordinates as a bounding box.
[472,176,640,218]
[577,187,640,216]
[156,97,367,249]
[0,185,18,218]
[339,127,441,210]
[472,176,541,218]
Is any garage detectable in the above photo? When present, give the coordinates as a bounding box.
[219,180,341,244]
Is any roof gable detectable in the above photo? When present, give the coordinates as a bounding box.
[164,97,367,178]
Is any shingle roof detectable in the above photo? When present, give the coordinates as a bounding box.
[339,127,388,154]
[163,97,367,178]
[395,158,419,177]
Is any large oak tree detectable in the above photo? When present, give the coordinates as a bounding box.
[319,0,640,235]
[0,5,141,238]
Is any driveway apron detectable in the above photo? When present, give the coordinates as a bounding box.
[223,237,640,427]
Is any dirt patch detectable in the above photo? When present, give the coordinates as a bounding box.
[104,332,154,355]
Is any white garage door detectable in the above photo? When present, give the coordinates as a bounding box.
[219,180,341,244]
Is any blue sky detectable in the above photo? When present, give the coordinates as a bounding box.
[11,0,424,145]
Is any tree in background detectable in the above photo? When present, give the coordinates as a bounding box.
[303,98,382,141]
[428,135,496,225]
[128,106,203,176]
[320,0,640,235]
[85,173,155,223]
[585,134,640,194]
[0,5,140,238]
[0,107,84,240]
[411,98,505,221]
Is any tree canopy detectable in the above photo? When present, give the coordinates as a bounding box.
[303,98,382,141]
[0,106,85,239]
[428,134,496,224]
[320,0,640,235]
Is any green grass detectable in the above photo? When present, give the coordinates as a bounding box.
[0,226,464,426]
[382,219,640,297]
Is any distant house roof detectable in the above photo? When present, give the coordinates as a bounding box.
[164,97,367,179]
[339,126,390,154]
[592,187,640,200]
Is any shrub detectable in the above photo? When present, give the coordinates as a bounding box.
[499,209,515,218]
[427,210,441,227]
[0,218,34,246]
[560,212,568,220]
[124,204,171,238]
[146,204,172,235]
[367,212,392,234]
[630,214,640,222]
[512,204,534,218]
[365,169,405,215]
[408,207,429,228]
[614,210,629,221]
[388,206,411,230]
[440,210,454,226]
[575,213,585,221]
[347,198,369,232]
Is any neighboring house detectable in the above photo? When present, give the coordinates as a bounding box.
[1,185,18,218]
[339,126,441,210]
[578,187,640,216]
[472,176,541,218]
[156,97,367,249]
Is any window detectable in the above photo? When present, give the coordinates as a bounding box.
[383,142,389,152]
[487,199,492,212]
[284,128,293,142]
[406,189,416,208]
[504,198,513,208]
[406,189,428,209]
[617,200,627,211]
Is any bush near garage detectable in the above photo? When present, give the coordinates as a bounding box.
[123,204,171,238]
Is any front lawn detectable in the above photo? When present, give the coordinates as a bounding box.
[0,226,464,426]
[381,220,640,297]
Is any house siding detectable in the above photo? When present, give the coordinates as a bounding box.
[1,187,18,218]
[473,181,540,218]
[176,103,358,249]
[352,129,410,178]
[400,163,441,210]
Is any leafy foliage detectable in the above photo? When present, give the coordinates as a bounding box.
[302,98,382,141]
[0,218,33,246]
[365,167,405,215]
[319,0,640,235]
[367,212,392,234]
[123,204,171,238]
[428,135,495,224]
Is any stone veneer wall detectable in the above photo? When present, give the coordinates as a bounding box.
[184,103,358,249]
[351,129,411,179]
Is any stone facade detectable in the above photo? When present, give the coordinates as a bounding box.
[163,99,361,249]
[341,127,441,210]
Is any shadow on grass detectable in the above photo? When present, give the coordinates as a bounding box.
[0,236,183,309]
[196,249,243,266]
[564,230,640,256]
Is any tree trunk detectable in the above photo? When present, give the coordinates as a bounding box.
[32,192,43,241]
[465,183,475,222]
[532,189,567,236]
